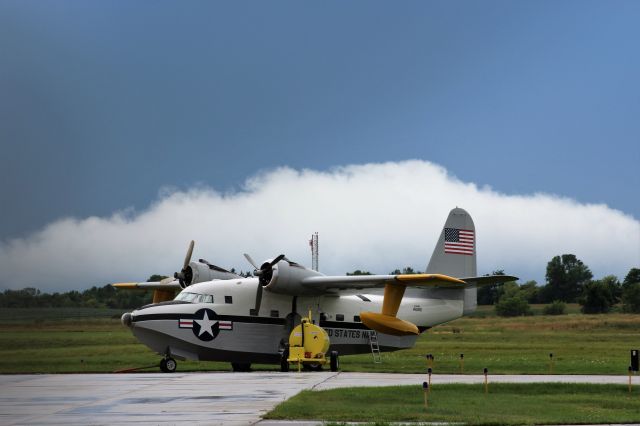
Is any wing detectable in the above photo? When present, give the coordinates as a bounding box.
[112,280,182,291]
[302,273,463,337]
[301,273,466,291]
[302,273,517,337]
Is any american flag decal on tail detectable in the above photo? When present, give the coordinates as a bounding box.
[444,228,474,255]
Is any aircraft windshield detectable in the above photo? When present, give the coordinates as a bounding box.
[174,292,214,304]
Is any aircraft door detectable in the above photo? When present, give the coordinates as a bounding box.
[280,296,301,351]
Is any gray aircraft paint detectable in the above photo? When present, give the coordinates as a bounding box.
[121,207,510,368]
[426,207,477,315]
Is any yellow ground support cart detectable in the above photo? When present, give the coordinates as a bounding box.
[281,311,339,372]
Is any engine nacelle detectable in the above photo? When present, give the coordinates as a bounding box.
[263,261,324,296]
[188,262,239,285]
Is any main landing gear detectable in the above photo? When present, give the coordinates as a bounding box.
[231,362,252,372]
[330,350,339,372]
[160,357,177,373]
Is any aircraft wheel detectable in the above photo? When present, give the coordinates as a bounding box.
[160,357,177,373]
[330,351,339,372]
[231,362,252,372]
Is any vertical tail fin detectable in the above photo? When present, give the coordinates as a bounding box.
[426,207,477,314]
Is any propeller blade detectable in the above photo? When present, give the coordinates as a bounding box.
[183,240,195,270]
[270,254,285,267]
[199,259,232,273]
[244,253,260,270]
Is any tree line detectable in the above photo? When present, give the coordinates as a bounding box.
[1,256,638,314]
[346,255,640,316]
[0,280,153,309]
[482,256,639,316]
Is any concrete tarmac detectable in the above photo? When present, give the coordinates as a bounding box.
[0,372,635,425]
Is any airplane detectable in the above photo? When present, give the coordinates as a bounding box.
[114,207,516,373]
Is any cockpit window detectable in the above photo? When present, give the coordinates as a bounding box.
[175,292,214,303]
[175,292,198,302]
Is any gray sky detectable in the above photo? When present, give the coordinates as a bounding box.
[0,1,638,290]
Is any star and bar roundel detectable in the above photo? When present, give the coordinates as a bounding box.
[178,308,232,341]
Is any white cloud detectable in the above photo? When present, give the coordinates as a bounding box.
[1,160,638,291]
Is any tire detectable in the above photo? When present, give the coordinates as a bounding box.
[159,358,167,373]
[330,351,339,372]
[231,362,252,372]
[280,347,290,372]
[164,357,177,373]
[303,363,323,372]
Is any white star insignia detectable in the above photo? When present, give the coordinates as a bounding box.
[194,311,217,337]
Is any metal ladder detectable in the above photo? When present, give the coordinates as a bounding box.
[368,330,382,363]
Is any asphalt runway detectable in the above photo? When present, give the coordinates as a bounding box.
[0,372,634,425]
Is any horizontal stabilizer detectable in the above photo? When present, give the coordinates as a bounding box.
[460,275,518,287]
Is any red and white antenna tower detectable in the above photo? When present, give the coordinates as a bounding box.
[309,232,319,271]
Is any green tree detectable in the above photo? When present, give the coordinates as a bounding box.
[519,280,540,304]
[543,300,567,315]
[622,283,640,313]
[388,267,420,275]
[599,275,621,303]
[580,280,615,314]
[477,270,505,305]
[621,268,640,313]
[495,282,531,317]
[623,268,640,288]
[346,270,372,276]
[544,254,593,303]
[148,274,169,282]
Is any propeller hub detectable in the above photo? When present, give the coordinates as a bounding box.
[174,265,193,288]
[244,253,286,287]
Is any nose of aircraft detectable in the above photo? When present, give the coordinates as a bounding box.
[121,312,132,327]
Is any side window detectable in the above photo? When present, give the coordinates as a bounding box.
[225,296,233,304]
[270,310,279,318]
[353,315,361,322]
[204,295,214,303]
[336,314,344,321]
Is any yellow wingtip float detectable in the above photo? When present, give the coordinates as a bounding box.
[360,273,466,336]
[360,312,420,336]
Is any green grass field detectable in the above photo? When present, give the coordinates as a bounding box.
[346,306,639,375]
[0,306,638,374]
[265,383,640,425]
